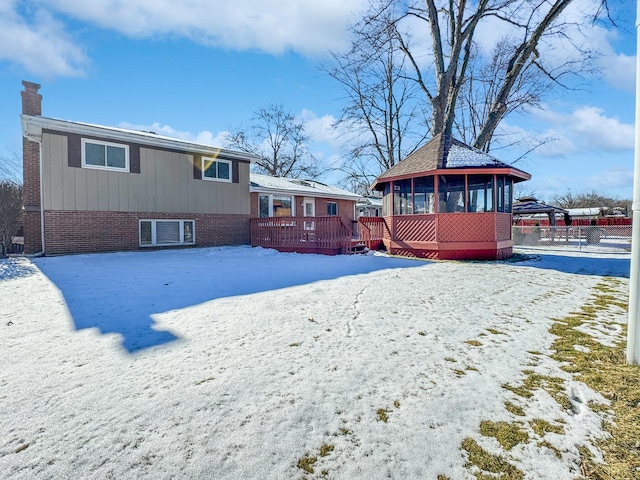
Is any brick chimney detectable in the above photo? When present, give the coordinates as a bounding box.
[21,81,43,253]
[21,80,42,116]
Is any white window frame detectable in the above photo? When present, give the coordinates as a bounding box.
[258,194,295,217]
[202,157,232,183]
[81,138,129,172]
[139,219,196,247]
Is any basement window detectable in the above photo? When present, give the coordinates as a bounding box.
[139,220,195,247]
[82,139,129,172]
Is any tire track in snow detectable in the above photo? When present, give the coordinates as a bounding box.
[347,285,368,337]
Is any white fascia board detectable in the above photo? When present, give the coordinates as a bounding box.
[250,185,362,201]
[20,115,260,163]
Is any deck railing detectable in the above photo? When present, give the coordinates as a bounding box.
[250,216,353,255]
[357,217,386,250]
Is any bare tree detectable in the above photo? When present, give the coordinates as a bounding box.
[0,145,22,185]
[0,180,22,257]
[226,105,319,179]
[331,0,606,166]
[326,5,429,182]
[513,182,538,202]
[552,189,630,210]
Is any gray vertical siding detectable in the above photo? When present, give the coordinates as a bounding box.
[42,132,250,214]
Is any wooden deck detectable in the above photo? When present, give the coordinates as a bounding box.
[250,216,387,255]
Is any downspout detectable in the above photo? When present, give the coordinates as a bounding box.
[38,137,45,255]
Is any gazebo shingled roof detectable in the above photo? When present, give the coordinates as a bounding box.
[512,199,568,216]
[372,133,529,189]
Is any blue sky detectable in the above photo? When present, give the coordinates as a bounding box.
[0,0,636,202]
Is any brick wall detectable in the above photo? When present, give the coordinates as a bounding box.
[44,211,250,255]
[21,81,42,116]
[250,192,356,222]
[21,81,43,254]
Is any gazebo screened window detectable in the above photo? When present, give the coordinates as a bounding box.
[393,179,412,215]
[381,174,515,215]
[438,175,465,213]
[414,176,435,214]
[467,175,494,212]
[496,176,513,213]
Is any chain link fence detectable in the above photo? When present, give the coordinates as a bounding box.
[512,225,632,253]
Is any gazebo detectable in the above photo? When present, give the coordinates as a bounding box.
[512,197,569,226]
[371,134,531,260]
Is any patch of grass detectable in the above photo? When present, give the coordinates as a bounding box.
[462,437,524,480]
[393,400,400,409]
[319,443,334,457]
[504,401,525,417]
[479,421,529,451]
[466,365,478,372]
[465,340,483,347]
[527,350,542,355]
[445,357,456,362]
[486,328,505,335]
[376,408,389,423]
[437,475,451,480]
[538,440,562,459]
[418,330,426,336]
[453,369,466,376]
[502,383,533,399]
[289,342,301,347]
[530,419,565,436]
[297,455,317,473]
[502,373,570,410]
[549,277,640,479]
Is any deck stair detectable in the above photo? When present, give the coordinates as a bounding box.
[347,240,369,254]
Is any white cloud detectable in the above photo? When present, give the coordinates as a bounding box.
[598,53,635,93]
[0,1,88,77]
[586,167,634,190]
[518,105,634,157]
[38,0,367,56]
[299,109,343,148]
[118,121,229,146]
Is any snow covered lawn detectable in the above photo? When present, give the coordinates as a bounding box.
[0,246,630,479]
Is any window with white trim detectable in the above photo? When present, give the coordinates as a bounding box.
[202,157,231,182]
[258,194,294,217]
[82,139,129,172]
[139,220,195,247]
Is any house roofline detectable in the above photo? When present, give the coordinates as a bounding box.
[20,114,259,163]
[372,167,531,190]
[250,185,362,201]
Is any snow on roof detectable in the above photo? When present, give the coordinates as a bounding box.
[21,114,259,162]
[444,142,510,168]
[373,134,530,189]
[250,173,362,201]
[513,200,568,216]
[566,208,603,217]
[357,196,383,207]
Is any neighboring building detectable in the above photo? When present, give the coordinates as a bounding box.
[20,81,258,255]
[356,196,383,218]
[371,133,531,260]
[249,174,363,254]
